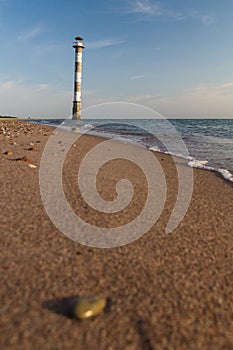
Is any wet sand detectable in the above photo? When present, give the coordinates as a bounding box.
[0,120,233,350]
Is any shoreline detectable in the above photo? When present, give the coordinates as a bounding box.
[30,118,233,185]
[0,120,233,349]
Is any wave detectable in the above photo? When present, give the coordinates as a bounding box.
[149,147,233,183]
[187,160,233,182]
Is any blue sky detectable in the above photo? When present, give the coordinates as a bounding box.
[0,0,233,118]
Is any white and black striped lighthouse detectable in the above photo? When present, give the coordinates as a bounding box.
[72,36,85,120]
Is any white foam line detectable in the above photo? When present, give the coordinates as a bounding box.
[188,160,233,183]
[150,146,233,184]
[217,168,233,182]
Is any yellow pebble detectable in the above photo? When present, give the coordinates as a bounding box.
[28,163,37,169]
[73,295,106,320]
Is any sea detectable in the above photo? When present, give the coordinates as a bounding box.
[32,118,233,183]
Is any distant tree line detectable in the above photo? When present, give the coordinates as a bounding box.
[0,115,16,118]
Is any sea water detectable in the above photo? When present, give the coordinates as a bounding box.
[33,118,233,183]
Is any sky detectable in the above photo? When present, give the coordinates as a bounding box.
[0,0,233,118]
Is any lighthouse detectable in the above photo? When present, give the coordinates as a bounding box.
[72,36,85,120]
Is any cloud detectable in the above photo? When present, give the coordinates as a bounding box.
[0,80,14,90]
[130,74,145,80]
[219,82,233,92]
[17,25,44,42]
[191,82,233,96]
[126,1,215,25]
[0,80,72,118]
[99,82,232,118]
[1,78,232,119]
[131,0,162,15]
[189,11,216,26]
[220,82,233,88]
[0,78,26,92]
[36,83,50,91]
[127,0,185,20]
[87,38,125,49]
[152,82,233,118]
[126,93,161,102]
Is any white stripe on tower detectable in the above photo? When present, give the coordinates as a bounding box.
[72,36,85,120]
[75,72,82,83]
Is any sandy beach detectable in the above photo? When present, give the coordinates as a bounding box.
[0,120,233,350]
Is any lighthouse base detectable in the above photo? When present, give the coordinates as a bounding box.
[72,101,81,120]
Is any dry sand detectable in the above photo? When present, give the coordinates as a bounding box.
[0,120,232,350]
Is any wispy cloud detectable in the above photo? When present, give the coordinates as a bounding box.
[131,0,162,15]
[0,77,26,92]
[36,83,50,91]
[17,25,44,42]
[126,93,161,102]
[87,38,125,49]
[191,82,233,95]
[130,74,145,80]
[210,82,233,96]
[0,80,14,91]
[0,79,72,118]
[154,82,233,118]
[220,82,233,89]
[126,0,185,20]
[125,1,215,25]
[189,11,216,26]
[0,79,50,93]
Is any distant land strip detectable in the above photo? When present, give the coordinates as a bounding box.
[0,115,17,119]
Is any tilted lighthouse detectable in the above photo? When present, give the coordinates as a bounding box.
[72,36,85,120]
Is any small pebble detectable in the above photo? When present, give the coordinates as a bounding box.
[4,151,13,156]
[15,157,30,163]
[28,164,37,169]
[73,295,106,320]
